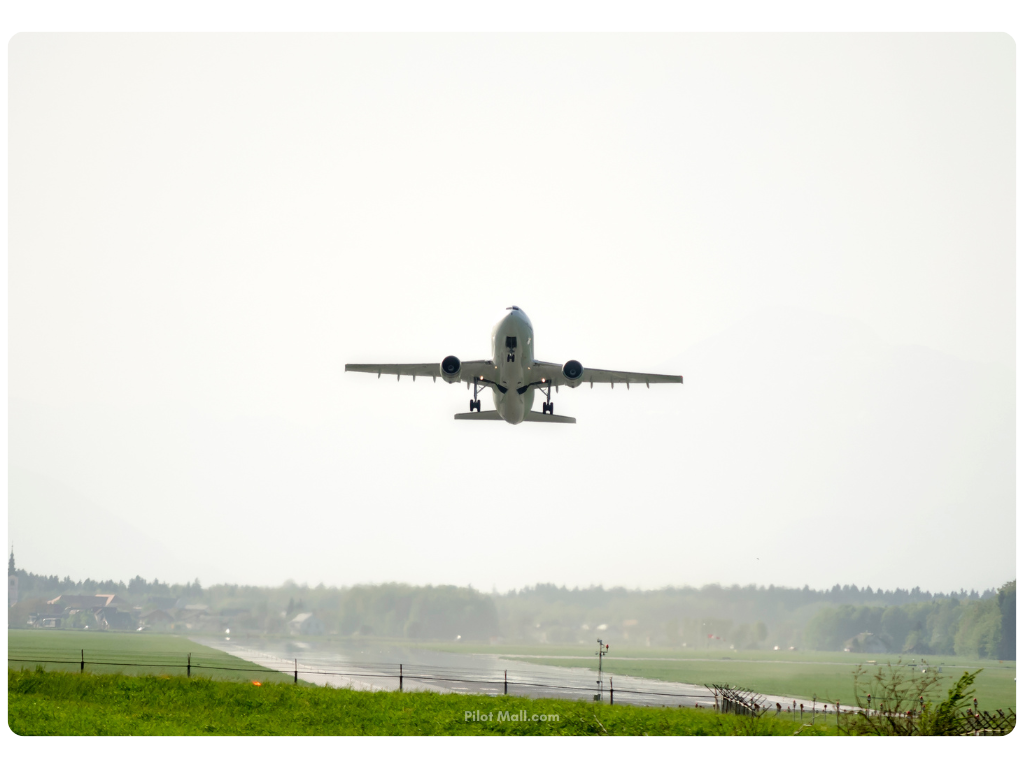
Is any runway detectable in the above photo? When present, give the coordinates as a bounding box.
[193,638,852,714]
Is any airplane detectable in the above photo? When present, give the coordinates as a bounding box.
[345,306,683,424]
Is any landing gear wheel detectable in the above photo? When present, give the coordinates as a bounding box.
[469,399,481,412]
[549,403,554,415]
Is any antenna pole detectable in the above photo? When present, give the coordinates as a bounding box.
[595,639,609,701]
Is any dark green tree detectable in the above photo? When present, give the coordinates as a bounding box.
[996,580,1015,660]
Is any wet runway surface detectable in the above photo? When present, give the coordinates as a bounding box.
[194,638,844,712]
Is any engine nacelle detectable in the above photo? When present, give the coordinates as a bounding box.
[562,359,584,387]
[440,355,462,383]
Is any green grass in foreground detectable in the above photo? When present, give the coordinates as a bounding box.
[8,668,840,736]
[8,629,297,685]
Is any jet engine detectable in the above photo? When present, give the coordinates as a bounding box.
[440,355,462,383]
[562,359,584,387]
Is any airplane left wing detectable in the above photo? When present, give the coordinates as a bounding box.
[521,361,683,391]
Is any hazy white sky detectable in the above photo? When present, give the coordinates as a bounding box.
[8,33,1015,593]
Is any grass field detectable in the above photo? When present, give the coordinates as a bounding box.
[8,629,297,685]
[405,641,1017,712]
[7,667,840,736]
[11,630,1014,715]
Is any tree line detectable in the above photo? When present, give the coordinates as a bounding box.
[8,564,1013,657]
[803,581,1015,659]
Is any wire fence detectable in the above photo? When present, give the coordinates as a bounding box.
[8,647,722,707]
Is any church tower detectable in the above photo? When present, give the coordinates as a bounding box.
[6,548,17,610]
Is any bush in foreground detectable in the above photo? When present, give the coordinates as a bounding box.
[843,662,1013,736]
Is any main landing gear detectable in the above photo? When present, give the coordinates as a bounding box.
[541,385,554,415]
[469,381,482,412]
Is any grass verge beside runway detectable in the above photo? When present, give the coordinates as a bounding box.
[500,655,1016,712]
[8,629,296,685]
[404,641,1016,711]
[8,667,839,735]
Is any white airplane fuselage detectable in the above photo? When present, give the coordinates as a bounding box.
[489,307,536,424]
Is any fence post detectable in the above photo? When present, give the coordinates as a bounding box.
[81,649,84,673]
[800,703,804,721]
[812,696,816,724]
[610,677,613,706]
[294,658,298,684]
[504,670,507,696]
[187,653,191,678]
[400,664,403,692]
[836,701,840,728]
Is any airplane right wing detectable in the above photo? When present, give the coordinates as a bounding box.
[345,363,442,380]
[345,360,499,385]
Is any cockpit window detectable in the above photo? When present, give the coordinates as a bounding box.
[506,306,520,311]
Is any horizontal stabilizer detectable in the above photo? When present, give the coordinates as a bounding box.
[522,411,576,424]
[454,411,504,421]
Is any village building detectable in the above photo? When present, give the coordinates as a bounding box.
[140,609,174,628]
[287,612,326,636]
[31,593,138,630]
[843,632,889,653]
[173,600,210,613]
[47,594,129,610]
[93,605,136,631]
